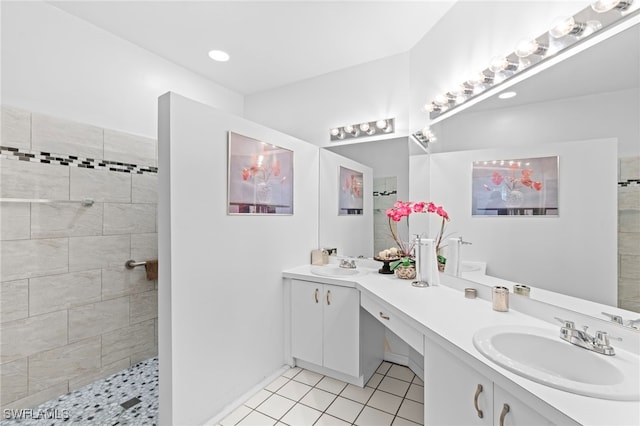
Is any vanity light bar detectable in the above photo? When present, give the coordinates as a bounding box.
[410,127,436,153]
[425,1,638,120]
[330,118,395,141]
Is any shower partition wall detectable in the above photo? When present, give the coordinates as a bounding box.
[0,105,159,412]
[618,156,640,313]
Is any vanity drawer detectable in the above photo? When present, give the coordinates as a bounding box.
[361,292,424,355]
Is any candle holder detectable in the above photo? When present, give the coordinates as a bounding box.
[373,256,399,274]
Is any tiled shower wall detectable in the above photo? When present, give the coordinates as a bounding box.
[0,105,158,411]
[373,177,398,255]
[619,156,640,313]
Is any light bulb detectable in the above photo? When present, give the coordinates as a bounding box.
[344,125,354,134]
[330,128,340,137]
[425,103,435,112]
[434,94,448,106]
[549,16,585,38]
[359,122,370,132]
[591,0,633,12]
[515,39,547,57]
[489,56,508,72]
[421,128,437,143]
[375,119,388,130]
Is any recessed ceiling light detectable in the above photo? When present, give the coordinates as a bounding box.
[208,50,230,62]
[498,91,517,100]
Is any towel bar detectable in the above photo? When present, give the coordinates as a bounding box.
[125,259,146,269]
[0,198,94,206]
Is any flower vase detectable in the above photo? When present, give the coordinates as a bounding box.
[255,180,273,204]
[395,265,416,280]
[505,189,524,208]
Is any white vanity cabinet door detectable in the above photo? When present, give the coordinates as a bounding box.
[291,280,324,367]
[290,279,360,377]
[323,284,360,377]
[493,386,554,426]
[425,337,493,425]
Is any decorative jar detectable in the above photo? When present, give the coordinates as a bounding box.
[395,265,416,280]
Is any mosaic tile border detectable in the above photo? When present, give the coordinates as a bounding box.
[619,179,640,187]
[373,190,397,197]
[0,145,157,175]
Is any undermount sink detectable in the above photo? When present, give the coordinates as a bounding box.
[473,325,640,400]
[310,265,365,278]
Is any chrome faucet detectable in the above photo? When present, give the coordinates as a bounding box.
[555,317,621,356]
[339,259,356,269]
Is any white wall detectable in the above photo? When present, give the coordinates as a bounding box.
[430,138,617,305]
[1,1,243,139]
[158,93,319,425]
[318,150,373,258]
[245,53,410,147]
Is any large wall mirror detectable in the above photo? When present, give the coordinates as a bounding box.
[326,137,411,257]
[322,13,638,326]
[428,15,639,317]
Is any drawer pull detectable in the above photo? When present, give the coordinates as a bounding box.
[499,403,510,426]
[379,312,390,320]
[473,384,484,419]
[314,288,319,303]
[326,289,331,305]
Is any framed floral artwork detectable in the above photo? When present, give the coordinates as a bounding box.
[471,156,559,216]
[338,166,364,215]
[227,132,293,215]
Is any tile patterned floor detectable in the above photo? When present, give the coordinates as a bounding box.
[1,358,421,426]
[0,357,158,426]
[219,362,424,426]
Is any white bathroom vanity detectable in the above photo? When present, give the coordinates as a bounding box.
[283,264,640,425]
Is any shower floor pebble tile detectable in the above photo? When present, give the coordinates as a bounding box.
[219,361,424,426]
[0,357,158,426]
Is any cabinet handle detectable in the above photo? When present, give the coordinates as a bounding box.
[379,312,390,320]
[473,384,484,419]
[326,289,331,305]
[499,403,510,426]
[314,288,319,303]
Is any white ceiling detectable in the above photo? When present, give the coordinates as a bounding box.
[49,1,457,95]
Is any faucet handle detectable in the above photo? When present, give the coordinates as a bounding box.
[554,317,575,329]
[601,312,624,324]
[625,318,640,330]
[459,237,473,245]
[595,331,622,346]
[595,331,609,346]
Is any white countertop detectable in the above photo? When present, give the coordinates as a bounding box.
[283,264,640,426]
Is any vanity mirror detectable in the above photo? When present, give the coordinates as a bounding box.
[426,13,639,319]
[319,9,638,325]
